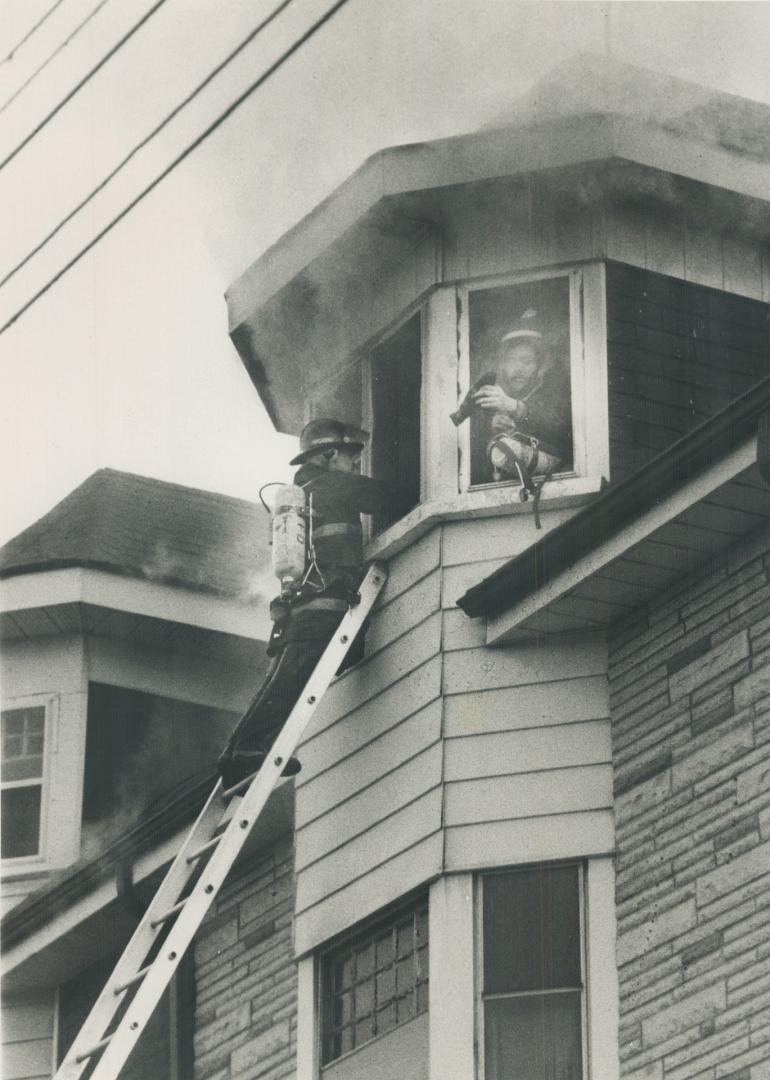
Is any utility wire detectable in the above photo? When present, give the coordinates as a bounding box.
[0,0,352,338]
[0,0,170,172]
[1,0,68,64]
[1,0,114,114]
[0,0,294,289]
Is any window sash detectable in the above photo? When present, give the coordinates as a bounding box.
[457,267,586,494]
[1,698,53,862]
[320,899,429,1066]
[477,863,588,1080]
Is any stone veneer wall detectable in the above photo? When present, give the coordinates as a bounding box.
[193,835,297,1080]
[608,521,770,1080]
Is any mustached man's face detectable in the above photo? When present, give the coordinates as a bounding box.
[499,341,542,396]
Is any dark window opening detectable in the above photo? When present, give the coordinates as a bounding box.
[482,864,584,1080]
[321,896,429,1065]
[1,706,45,859]
[82,683,237,853]
[468,278,573,486]
[370,313,422,533]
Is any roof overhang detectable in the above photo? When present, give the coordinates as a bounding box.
[226,111,770,434]
[459,380,770,644]
[0,566,269,643]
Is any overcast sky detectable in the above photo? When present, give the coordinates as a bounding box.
[1,0,769,543]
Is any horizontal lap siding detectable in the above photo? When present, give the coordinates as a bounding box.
[294,532,443,955]
[1,994,54,1080]
[442,604,613,869]
[606,262,770,484]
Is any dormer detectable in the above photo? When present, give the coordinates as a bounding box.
[0,470,273,912]
[226,55,770,560]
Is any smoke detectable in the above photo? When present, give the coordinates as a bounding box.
[482,54,770,162]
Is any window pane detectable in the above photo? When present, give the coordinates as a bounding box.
[321,899,428,1065]
[484,990,583,1080]
[467,278,573,486]
[2,707,45,781]
[484,865,581,993]
[1,786,41,857]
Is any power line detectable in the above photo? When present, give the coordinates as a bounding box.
[0,0,353,338]
[0,0,170,172]
[0,0,294,289]
[0,0,114,115]
[2,0,68,64]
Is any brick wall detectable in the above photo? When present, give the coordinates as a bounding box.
[606,262,770,483]
[609,521,770,1080]
[193,834,297,1080]
[609,520,764,1080]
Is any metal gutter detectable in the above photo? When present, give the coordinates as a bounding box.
[457,376,770,619]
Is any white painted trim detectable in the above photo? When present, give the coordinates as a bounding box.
[1,826,185,985]
[428,874,476,1080]
[1,692,58,877]
[585,857,620,1080]
[296,956,319,1079]
[0,567,265,639]
[486,437,758,644]
[365,477,603,561]
[424,288,462,503]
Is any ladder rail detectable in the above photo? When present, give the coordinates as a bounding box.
[54,563,387,1080]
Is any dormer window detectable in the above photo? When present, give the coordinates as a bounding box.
[1,697,54,862]
[365,311,423,534]
[457,265,609,498]
[466,275,574,486]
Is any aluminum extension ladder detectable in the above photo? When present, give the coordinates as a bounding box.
[55,563,388,1080]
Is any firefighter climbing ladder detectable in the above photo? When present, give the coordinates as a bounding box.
[55,563,388,1080]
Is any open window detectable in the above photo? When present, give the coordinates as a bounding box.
[367,312,422,534]
[1,697,54,863]
[465,274,574,487]
[81,683,237,857]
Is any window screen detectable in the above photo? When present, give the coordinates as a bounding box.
[1,706,46,858]
[369,313,422,533]
[482,864,584,1080]
[321,897,428,1064]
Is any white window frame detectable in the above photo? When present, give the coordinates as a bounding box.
[456,263,609,496]
[1,692,58,873]
[474,857,619,1080]
[362,261,609,563]
[475,861,588,1080]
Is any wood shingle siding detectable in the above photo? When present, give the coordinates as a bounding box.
[606,262,770,483]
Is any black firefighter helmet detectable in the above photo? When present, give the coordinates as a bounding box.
[289,419,370,466]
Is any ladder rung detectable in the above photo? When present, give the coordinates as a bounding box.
[221,772,258,801]
[114,965,151,995]
[151,898,187,928]
[75,1035,113,1063]
[186,835,221,864]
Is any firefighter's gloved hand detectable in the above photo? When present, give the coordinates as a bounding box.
[269,597,291,622]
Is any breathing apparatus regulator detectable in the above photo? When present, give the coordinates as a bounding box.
[259,483,325,600]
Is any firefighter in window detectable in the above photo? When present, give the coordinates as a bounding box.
[454,309,572,494]
[218,419,395,789]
